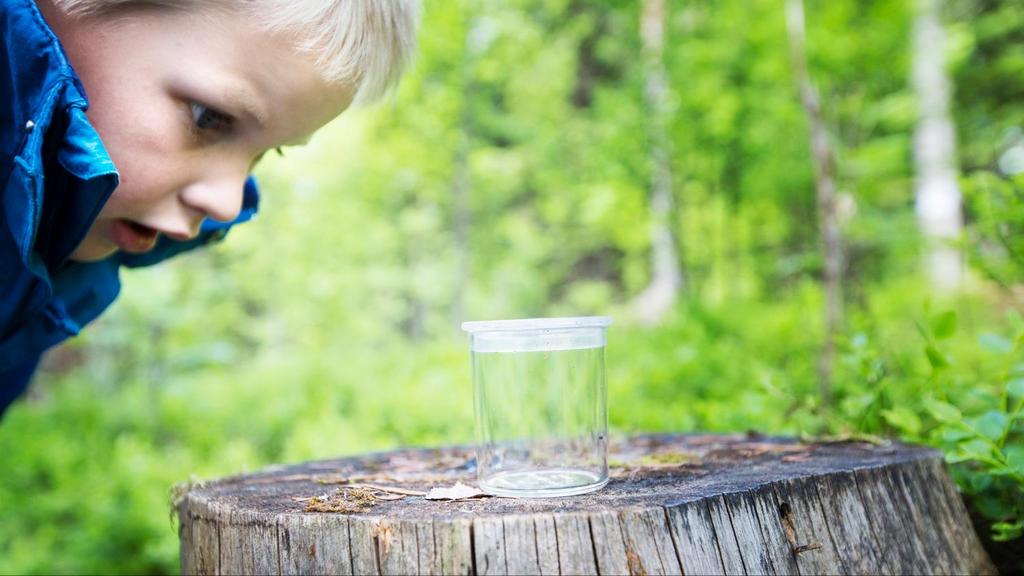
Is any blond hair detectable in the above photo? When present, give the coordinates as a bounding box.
[51,0,420,103]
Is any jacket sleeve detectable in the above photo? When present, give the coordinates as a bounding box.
[0,354,40,419]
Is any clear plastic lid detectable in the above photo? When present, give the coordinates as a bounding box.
[462,316,612,352]
[461,316,612,333]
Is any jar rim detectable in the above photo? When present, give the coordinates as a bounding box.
[461,316,612,334]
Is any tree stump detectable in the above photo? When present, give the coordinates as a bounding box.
[176,434,995,575]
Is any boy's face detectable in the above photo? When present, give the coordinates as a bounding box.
[40,2,355,261]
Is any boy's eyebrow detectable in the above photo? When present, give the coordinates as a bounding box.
[225,81,269,129]
[226,82,312,147]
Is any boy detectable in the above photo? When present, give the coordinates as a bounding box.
[0,0,419,414]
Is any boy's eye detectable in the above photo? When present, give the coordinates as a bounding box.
[190,103,233,132]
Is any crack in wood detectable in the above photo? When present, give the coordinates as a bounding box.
[275,520,283,576]
[536,512,561,569]
[850,467,898,574]
[779,502,796,547]
[703,499,730,575]
[586,516,602,576]
[413,522,422,575]
[500,516,508,575]
[659,507,685,576]
[779,499,819,557]
[531,517,544,575]
[757,489,804,576]
[216,512,223,575]
[469,519,477,576]
[370,520,385,576]
[809,477,844,573]
[345,515,356,575]
[733,491,778,574]
[373,520,393,556]
[431,519,439,575]
[814,472,882,573]
[720,495,750,575]
[771,478,841,575]
[546,515,562,576]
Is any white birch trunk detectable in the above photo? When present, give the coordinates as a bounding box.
[632,0,682,325]
[912,0,963,292]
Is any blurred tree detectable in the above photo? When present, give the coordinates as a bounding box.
[631,0,682,325]
[913,0,964,291]
[786,0,843,406]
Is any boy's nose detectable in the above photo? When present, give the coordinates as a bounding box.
[180,174,247,224]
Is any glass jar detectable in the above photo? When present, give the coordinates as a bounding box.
[461,316,611,497]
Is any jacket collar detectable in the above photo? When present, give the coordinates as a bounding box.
[2,0,119,274]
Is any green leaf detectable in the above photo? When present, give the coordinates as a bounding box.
[930,311,957,340]
[881,407,921,435]
[992,521,1024,542]
[1007,377,1024,398]
[969,410,1009,441]
[978,333,1013,354]
[945,451,974,464]
[840,393,875,415]
[967,471,995,492]
[954,439,996,463]
[1005,445,1024,476]
[925,345,949,369]
[925,399,962,423]
[965,387,1001,406]
[940,428,973,443]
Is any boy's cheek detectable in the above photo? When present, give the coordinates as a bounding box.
[85,85,188,162]
[100,139,189,210]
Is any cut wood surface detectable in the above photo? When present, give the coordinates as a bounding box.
[177,434,994,575]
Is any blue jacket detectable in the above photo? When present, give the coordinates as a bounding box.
[1,0,259,415]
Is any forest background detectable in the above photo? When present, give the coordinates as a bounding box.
[2,0,1023,573]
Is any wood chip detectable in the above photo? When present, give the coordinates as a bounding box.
[425,483,487,501]
[348,484,428,497]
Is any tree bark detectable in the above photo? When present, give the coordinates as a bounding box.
[785,0,842,408]
[632,0,683,325]
[178,434,995,575]
[913,0,964,292]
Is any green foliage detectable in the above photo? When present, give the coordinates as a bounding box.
[918,311,1024,543]
[963,171,1024,287]
[2,0,1024,573]
[955,0,1024,290]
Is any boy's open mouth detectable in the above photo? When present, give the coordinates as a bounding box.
[111,219,160,254]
